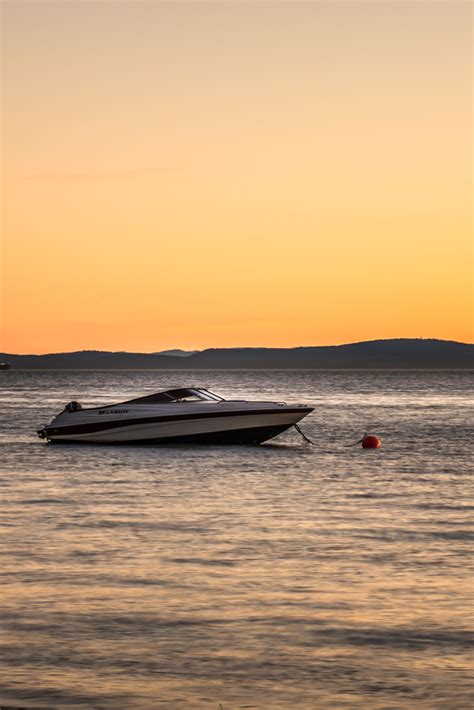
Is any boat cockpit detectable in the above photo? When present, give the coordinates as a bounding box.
[124,388,225,405]
[61,388,226,415]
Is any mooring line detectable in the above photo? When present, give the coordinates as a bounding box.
[293,423,316,445]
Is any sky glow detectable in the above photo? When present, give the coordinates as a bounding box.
[1,0,472,353]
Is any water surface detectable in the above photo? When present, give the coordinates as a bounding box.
[0,370,472,708]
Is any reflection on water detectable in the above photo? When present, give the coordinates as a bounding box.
[0,371,473,708]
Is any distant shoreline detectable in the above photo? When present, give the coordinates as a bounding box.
[2,368,473,372]
[1,339,472,370]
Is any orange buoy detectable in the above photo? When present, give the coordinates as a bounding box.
[361,435,381,449]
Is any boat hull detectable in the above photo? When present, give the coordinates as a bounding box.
[48,423,292,445]
[42,409,311,445]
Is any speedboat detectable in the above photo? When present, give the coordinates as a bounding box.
[37,387,313,445]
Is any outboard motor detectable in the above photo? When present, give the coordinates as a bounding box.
[65,401,82,413]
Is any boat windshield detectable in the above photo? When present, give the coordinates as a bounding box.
[124,388,224,405]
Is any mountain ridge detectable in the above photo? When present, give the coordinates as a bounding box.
[1,339,472,369]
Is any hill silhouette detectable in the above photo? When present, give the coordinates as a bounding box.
[0,339,472,369]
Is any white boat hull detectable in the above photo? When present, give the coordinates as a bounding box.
[38,388,313,445]
[43,410,311,445]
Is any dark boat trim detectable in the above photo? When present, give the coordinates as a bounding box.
[44,407,312,438]
[48,424,292,445]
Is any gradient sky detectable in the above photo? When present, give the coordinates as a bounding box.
[1,0,472,353]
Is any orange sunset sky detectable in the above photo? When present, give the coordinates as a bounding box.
[1,0,472,354]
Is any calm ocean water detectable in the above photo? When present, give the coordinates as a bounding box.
[0,370,472,709]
